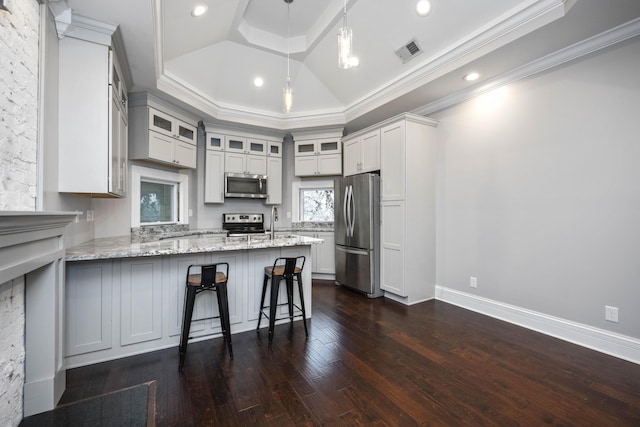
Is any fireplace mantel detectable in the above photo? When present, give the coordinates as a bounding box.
[0,211,77,284]
[0,211,76,417]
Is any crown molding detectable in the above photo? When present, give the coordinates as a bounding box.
[412,16,640,116]
[344,0,572,121]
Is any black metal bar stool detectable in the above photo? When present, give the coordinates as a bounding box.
[257,256,308,345]
[179,262,233,370]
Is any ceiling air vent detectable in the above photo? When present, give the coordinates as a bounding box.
[395,38,423,64]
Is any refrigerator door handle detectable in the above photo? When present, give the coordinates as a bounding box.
[343,185,350,236]
[336,246,369,256]
[349,185,356,237]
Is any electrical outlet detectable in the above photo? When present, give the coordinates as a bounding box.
[86,210,94,222]
[287,211,292,219]
[605,306,619,323]
[470,276,477,288]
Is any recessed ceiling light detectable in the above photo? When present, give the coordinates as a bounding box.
[415,0,432,17]
[254,77,264,87]
[464,72,480,82]
[191,5,208,17]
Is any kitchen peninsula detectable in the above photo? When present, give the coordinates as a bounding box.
[64,233,321,368]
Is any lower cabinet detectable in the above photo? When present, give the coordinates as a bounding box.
[298,231,335,275]
[64,245,312,367]
[120,257,163,345]
[65,262,113,356]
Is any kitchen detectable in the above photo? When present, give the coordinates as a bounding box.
[2,0,640,425]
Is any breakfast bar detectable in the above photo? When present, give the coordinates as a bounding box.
[64,233,321,368]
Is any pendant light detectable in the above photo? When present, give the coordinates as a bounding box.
[283,0,293,113]
[338,0,353,69]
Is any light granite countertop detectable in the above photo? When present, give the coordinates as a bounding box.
[66,233,323,262]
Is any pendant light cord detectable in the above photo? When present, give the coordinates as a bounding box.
[287,1,291,81]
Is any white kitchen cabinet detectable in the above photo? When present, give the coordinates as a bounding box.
[378,114,438,304]
[58,36,129,197]
[65,261,113,356]
[205,150,225,204]
[224,136,267,174]
[298,231,335,275]
[204,126,283,202]
[120,257,163,345]
[204,133,224,204]
[294,138,342,176]
[343,129,380,176]
[266,155,282,205]
[129,94,199,169]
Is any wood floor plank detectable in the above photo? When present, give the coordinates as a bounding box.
[60,280,640,426]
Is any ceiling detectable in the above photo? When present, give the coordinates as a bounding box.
[63,0,640,134]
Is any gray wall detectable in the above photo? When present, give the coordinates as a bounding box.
[432,37,640,339]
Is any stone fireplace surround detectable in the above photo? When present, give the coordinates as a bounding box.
[0,212,76,419]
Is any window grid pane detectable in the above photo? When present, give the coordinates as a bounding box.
[301,189,334,222]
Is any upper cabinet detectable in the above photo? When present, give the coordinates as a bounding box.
[224,136,267,175]
[343,129,380,177]
[129,94,199,169]
[293,131,343,177]
[58,31,129,197]
[203,126,284,204]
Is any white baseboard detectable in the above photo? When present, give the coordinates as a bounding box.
[435,285,640,365]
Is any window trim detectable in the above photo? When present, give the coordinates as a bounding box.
[131,165,189,227]
[291,178,334,222]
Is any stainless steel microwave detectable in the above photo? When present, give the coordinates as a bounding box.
[224,173,268,199]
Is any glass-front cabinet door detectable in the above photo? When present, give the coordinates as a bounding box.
[317,138,341,155]
[295,140,317,156]
[206,133,224,151]
[225,136,248,154]
[148,107,175,138]
[267,141,282,158]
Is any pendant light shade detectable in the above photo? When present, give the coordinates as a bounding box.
[338,26,353,69]
[283,77,293,113]
[283,0,293,113]
[338,0,353,69]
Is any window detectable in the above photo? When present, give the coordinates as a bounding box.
[140,180,177,224]
[131,165,189,227]
[300,188,334,221]
[292,179,334,222]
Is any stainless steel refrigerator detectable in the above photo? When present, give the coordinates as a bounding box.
[334,173,383,298]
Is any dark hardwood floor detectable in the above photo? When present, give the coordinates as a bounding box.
[61,280,640,426]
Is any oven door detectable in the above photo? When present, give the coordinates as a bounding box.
[225,173,267,198]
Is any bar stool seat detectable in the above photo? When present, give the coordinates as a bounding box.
[179,262,233,370]
[257,256,308,345]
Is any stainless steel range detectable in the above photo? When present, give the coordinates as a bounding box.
[222,213,265,236]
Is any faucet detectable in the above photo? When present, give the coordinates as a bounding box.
[270,206,278,239]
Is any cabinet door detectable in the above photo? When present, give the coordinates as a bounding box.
[205,150,224,203]
[174,140,197,169]
[148,131,174,164]
[247,139,267,155]
[120,257,163,345]
[110,89,123,195]
[294,156,318,176]
[175,120,196,144]
[317,154,342,176]
[380,121,405,200]
[295,140,317,156]
[380,201,405,296]
[317,138,341,155]
[360,130,380,173]
[117,102,128,195]
[246,154,267,175]
[225,136,247,154]
[343,138,361,177]
[316,232,336,274]
[267,141,282,158]
[148,107,175,138]
[65,261,113,356]
[206,133,224,151]
[225,152,247,173]
[266,156,282,205]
